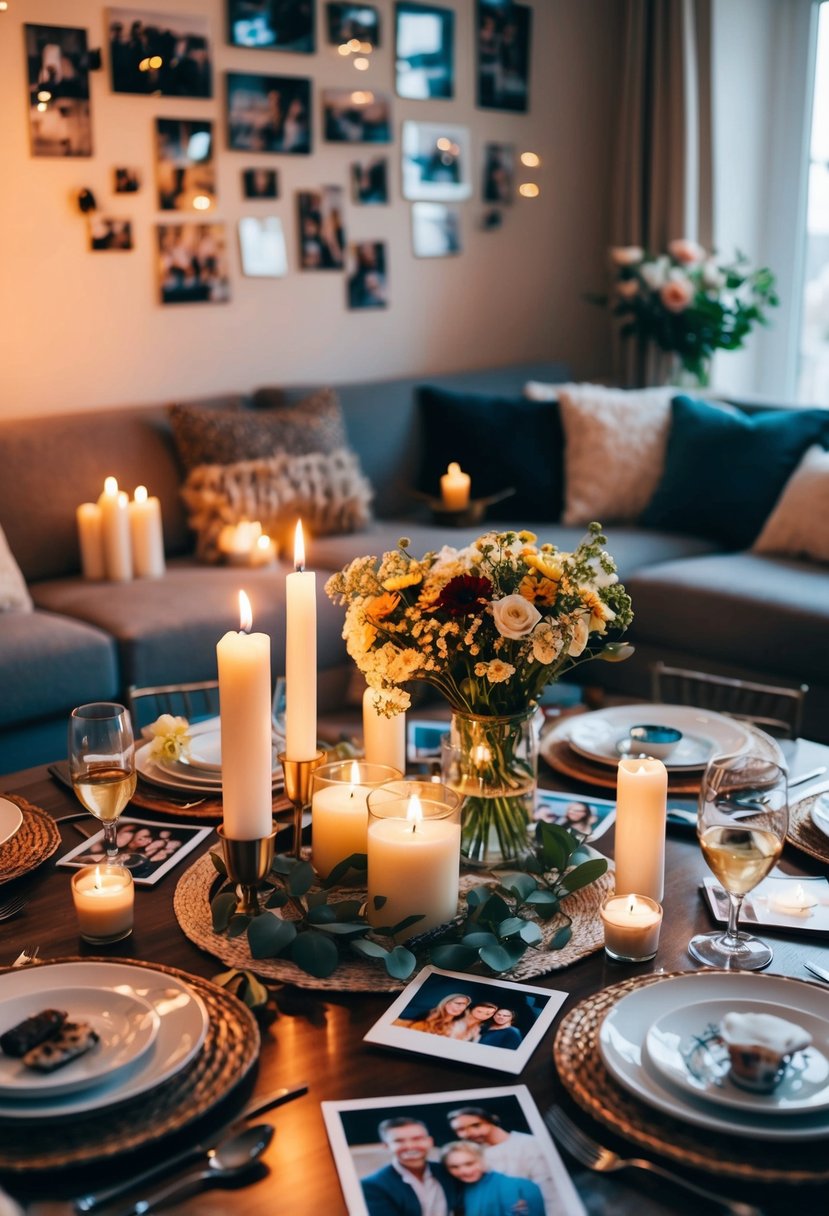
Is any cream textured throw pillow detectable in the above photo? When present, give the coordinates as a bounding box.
[557,384,675,525]
[0,525,32,612]
[753,444,829,562]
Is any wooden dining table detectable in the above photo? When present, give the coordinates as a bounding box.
[1,741,828,1216]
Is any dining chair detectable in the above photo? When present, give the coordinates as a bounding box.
[649,662,808,739]
[126,680,220,733]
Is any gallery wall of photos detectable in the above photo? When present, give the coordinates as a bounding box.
[22,1,536,312]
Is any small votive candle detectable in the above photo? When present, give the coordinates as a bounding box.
[768,881,818,918]
[71,863,134,944]
[440,462,471,511]
[601,893,662,962]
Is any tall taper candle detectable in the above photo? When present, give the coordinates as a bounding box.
[76,502,105,580]
[614,757,668,900]
[129,485,165,578]
[217,590,273,840]
[285,520,317,761]
[98,477,132,582]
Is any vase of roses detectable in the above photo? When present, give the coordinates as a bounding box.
[325,524,633,864]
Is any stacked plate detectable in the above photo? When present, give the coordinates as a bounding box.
[136,717,283,795]
[0,798,23,848]
[599,971,829,1141]
[0,960,208,1119]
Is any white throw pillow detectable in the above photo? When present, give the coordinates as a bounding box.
[0,525,32,613]
[753,444,829,562]
[556,384,675,525]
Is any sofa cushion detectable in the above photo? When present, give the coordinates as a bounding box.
[0,525,32,613]
[641,395,829,548]
[416,386,564,520]
[753,445,829,563]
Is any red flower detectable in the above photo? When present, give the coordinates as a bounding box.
[434,575,494,617]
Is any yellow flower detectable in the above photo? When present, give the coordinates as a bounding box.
[580,586,616,634]
[518,530,537,544]
[147,714,191,762]
[524,552,564,582]
[365,592,400,621]
[382,570,423,591]
[519,574,557,607]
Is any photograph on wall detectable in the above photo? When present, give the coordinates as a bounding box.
[351,157,388,205]
[156,222,231,304]
[477,0,531,112]
[57,818,211,885]
[322,89,392,144]
[402,121,471,201]
[227,72,311,154]
[88,217,134,252]
[108,8,212,97]
[395,2,454,100]
[411,201,461,258]
[242,167,279,198]
[322,1084,585,1216]
[297,186,346,270]
[24,24,93,158]
[482,141,515,203]
[346,242,388,310]
[114,167,141,193]
[155,119,215,212]
[228,0,315,53]
[327,3,380,48]
[238,216,288,277]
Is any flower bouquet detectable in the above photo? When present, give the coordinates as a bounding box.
[325,524,633,863]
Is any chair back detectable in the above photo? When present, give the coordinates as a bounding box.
[127,680,220,732]
[649,662,808,740]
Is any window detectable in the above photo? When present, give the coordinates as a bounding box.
[798,1,829,402]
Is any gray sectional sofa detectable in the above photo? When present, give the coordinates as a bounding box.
[1,360,827,775]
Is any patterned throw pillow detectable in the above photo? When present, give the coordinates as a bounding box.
[753,445,829,563]
[0,524,32,613]
[180,449,373,561]
[169,388,347,472]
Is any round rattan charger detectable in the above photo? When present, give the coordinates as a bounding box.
[0,794,61,884]
[786,790,829,865]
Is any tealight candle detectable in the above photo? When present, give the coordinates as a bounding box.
[311,759,403,879]
[601,893,663,962]
[769,881,818,918]
[71,863,134,944]
[362,687,406,774]
[218,520,277,567]
[440,462,471,511]
[614,757,668,900]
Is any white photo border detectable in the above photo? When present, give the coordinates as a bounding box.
[56,817,212,886]
[401,120,472,201]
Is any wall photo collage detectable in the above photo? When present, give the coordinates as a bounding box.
[24,2,533,310]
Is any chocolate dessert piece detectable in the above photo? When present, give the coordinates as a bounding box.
[22,1021,99,1073]
[0,1009,67,1058]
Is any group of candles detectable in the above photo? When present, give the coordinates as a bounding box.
[76,477,165,581]
[217,519,278,567]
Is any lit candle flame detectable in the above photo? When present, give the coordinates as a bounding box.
[349,760,360,796]
[294,520,306,572]
[94,866,103,889]
[626,894,636,915]
[406,794,423,832]
[238,589,253,633]
[256,534,271,552]
[134,485,148,503]
[104,476,118,496]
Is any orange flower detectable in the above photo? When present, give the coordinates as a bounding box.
[365,592,400,621]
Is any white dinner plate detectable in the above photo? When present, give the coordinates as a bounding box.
[0,798,23,847]
[137,742,282,793]
[645,996,829,1115]
[0,961,208,1118]
[599,971,829,1140]
[0,986,160,1098]
[810,795,829,841]
[180,729,223,773]
[565,704,751,771]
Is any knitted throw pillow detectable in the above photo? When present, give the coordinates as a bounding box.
[0,525,32,613]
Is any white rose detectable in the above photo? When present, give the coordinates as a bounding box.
[568,615,590,657]
[492,594,542,640]
[701,259,726,291]
[640,257,669,291]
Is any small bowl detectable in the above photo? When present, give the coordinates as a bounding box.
[625,724,683,760]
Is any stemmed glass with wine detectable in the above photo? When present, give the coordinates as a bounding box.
[689,750,789,971]
[69,702,143,870]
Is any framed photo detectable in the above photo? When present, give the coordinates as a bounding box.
[476,0,531,113]
[347,242,388,310]
[155,118,215,212]
[242,167,279,199]
[401,120,472,201]
[297,186,346,270]
[322,1084,584,1216]
[24,24,93,158]
[228,0,315,53]
[322,89,392,144]
[533,790,617,842]
[395,2,454,100]
[114,167,141,193]
[156,223,231,304]
[56,817,212,886]
[327,3,380,48]
[411,201,461,258]
[351,157,388,204]
[238,216,288,277]
[88,217,134,251]
[482,141,515,203]
[365,966,566,1074]
[227,72,311,154]
[108,8,212,97]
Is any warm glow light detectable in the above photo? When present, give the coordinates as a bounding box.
[436,137,452,152]
[519,183,540,198]
[473,743,491,766]
[238,589,253,633]
[0,3,9,11]
[351,90,373,104]
[294,519,306,571]
[36,101,47,112]
[37,89,51,102]
[139,57,150,72]
[520,151,541,167]
[406,794,424,826]
[192,194,211,210]
[94,866,103,889]
[348,37,361,50]
[338,43,351,56]
[149,55,163,69]
[626,895,637,915]
[134,485,148,504]
[350,761,361,789]
[104,476,118,496]
[256,533,271,551]
[353,57,370,71]
[359,41,373,53]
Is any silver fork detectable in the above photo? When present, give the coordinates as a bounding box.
[0,892,27,923]
[545,1105,764,1216]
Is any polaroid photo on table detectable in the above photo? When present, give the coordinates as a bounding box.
[702,873,829,935]
[56,817,212,886]
[364,966,566,1075]
[406,719,450,762]
[322,1082,585,1216]
[533,789,616,842]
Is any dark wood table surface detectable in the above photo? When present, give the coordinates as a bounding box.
[1,739,828,1216]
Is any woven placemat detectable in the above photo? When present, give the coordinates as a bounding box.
[0,795,61,884]
[174,850,614,991]
[540,735,701,795]
[786,791,829,865]
[0,955,260,1173]
[131,781,290,822]
[554,970,829,1185]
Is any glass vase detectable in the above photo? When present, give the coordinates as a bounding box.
[441,706,538,866]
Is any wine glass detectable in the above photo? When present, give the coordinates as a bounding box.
[689,751,789,971]
[68,702,142,870]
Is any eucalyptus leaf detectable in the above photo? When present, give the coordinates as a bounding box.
[460,931,499,950]
[372,895,387,911]
[322,852,368,888]
[498,873,538,901]
[291,930,340,978]
[270,855,294,876]
[305,889,329,910]
[549,924,573,950]
[315,921,369,938]
[227,913,252,939]
[307,903,337,925]
[431,943,478,970]
[211,892,237,933]
[560,857,608,893]
[351,938,390,960]
[334,900,364,921]
[287,860,316,897]
[524,890,560,917]
[479,941,527,972]
[477,893,511,925]
[265,889,288,909]
[248,911,297,958]
[496,916,526,939]
[519,921,543,945]
[385,946,417,980]
[209,851,227,876]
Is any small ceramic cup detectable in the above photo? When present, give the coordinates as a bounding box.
[626,724,683,760]
[719,1012,812,1093]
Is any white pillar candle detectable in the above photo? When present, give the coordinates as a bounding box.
[363,687,407,774]
[285,520,317,761]
[440,462,471,510]
[601,893,663,961]
[129,485,165,578]
[311,760,403,879]
[98,476,133,582]
[71,863,134,943]
[76,502,105,580]
[217,590,273,840]
[614,757,668,900]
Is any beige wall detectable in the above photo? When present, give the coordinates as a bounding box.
[0,0,620,418]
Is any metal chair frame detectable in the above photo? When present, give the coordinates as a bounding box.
[126,680,220,731]
[649,662,808,740]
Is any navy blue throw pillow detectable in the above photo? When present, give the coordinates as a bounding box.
[641,395,829,549]
[417,386,564,521]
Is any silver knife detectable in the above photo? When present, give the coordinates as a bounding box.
[788,767,828,790]
[804,961,829,984]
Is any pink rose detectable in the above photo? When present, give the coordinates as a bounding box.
[667,238,706,265]
[660,278,694,313]
[610,245,644,267]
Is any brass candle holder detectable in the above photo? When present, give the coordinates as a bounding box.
[217,825,278,917]
[279,749,326,858]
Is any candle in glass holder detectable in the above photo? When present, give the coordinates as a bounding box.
[440,462,471,510]
[614,756,668,900]
[71,863,134,943]
[601,893,663,962]
[311,759,403,879]
[362,687,406,773]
